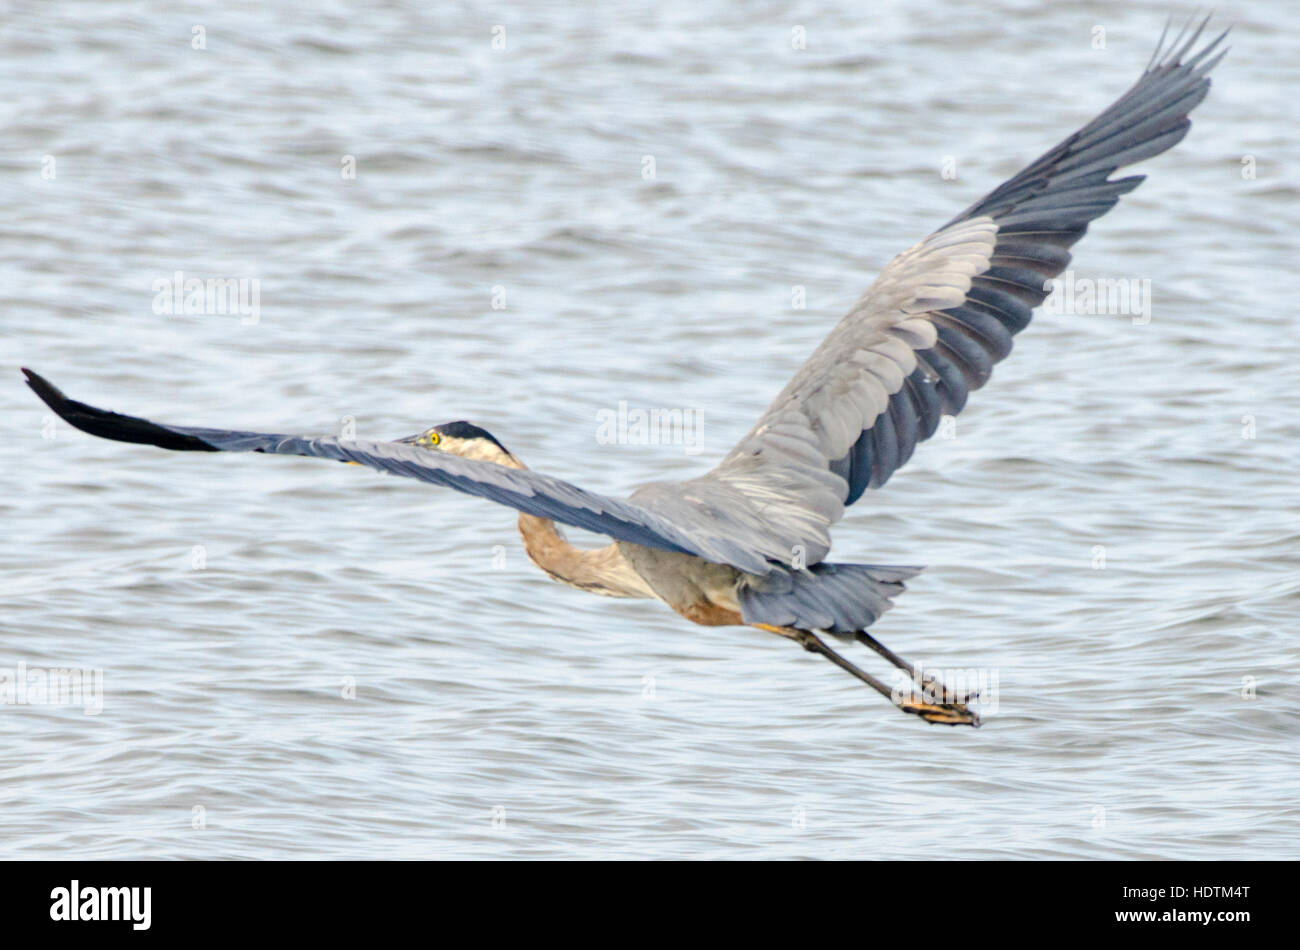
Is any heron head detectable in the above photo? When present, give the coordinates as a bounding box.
[397,421,523,468]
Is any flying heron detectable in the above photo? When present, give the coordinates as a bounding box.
[25,19,1227,727]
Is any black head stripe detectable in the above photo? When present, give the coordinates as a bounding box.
[432,421,509,454]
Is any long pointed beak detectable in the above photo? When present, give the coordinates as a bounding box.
[395,433,425,444]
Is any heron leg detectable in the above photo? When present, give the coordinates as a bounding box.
[854,630,980,705]
[754,625,979,726]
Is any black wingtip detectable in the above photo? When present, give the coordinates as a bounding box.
[22,366,71,413]
[22,368,219,452]
[22,363,62,405]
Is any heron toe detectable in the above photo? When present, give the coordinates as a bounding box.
[899,697,981,727]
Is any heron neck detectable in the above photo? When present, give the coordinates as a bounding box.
[491,452,653,598]
[515,513,655,599]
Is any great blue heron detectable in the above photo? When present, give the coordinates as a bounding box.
[25,19,1226,727]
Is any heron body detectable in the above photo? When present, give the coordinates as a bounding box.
[618,544,745,626]
[25,19,1228,727]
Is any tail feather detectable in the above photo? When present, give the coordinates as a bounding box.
[738,562,922,635]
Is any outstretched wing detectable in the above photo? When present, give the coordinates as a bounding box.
[675,17,1227,568]
[23,368,782,575]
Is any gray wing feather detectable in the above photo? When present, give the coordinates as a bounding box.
[668,18,1227,568]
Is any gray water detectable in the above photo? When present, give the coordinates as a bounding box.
[2,1,1297,859]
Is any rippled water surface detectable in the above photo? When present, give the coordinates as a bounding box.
[2,1,1298,859]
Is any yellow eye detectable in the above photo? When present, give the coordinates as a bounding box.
[426,431,441,446]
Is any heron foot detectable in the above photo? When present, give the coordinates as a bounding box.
[898,694,981,727]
